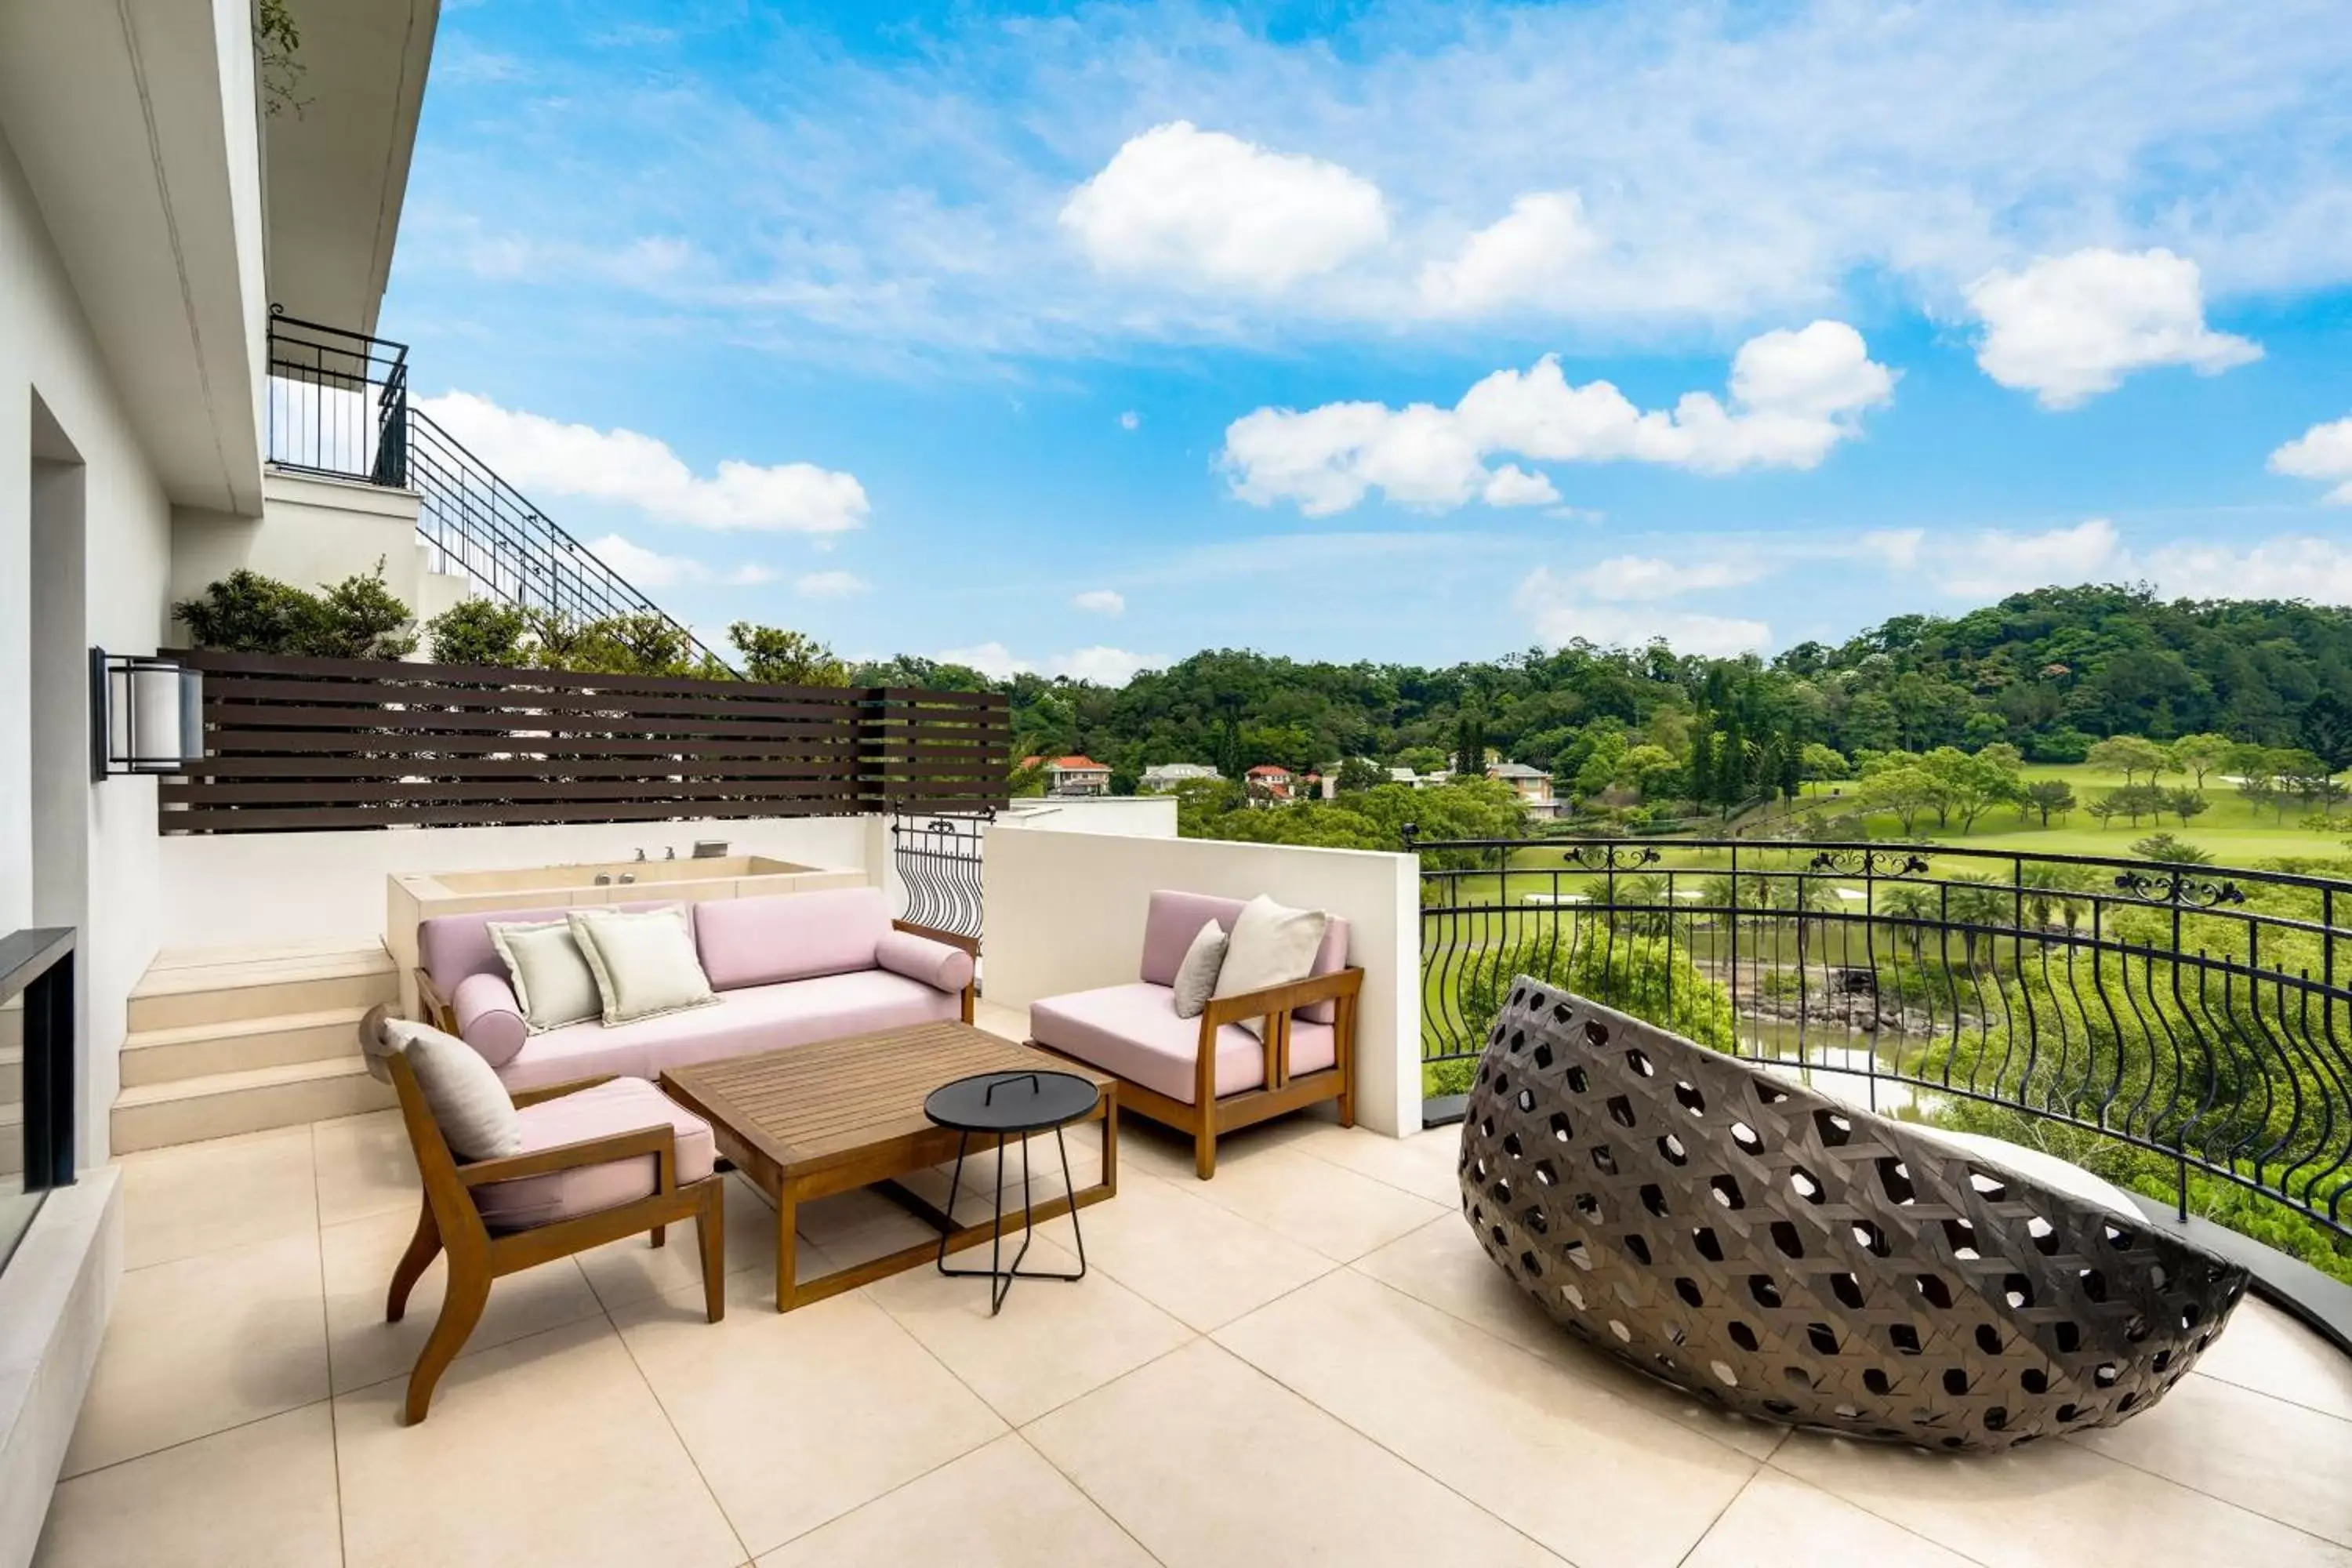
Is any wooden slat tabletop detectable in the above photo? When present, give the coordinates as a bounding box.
[662,1022,1109,1175]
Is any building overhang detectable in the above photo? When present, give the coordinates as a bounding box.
[263,0,439,337]
[0,0,271,514]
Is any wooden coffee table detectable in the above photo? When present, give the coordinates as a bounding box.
[661,1022,1118,1312]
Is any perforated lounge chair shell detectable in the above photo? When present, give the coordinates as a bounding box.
[1457,983,2249,1452]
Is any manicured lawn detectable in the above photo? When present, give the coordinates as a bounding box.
[1798,762,2350,865]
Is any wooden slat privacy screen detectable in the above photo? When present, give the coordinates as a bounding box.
[162,650,1011,833]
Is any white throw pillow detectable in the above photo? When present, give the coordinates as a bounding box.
[1171,919,1228,1019]
[486,917,602,1033]
[359,1004,521,1161]
[568,906,720,1026]
[1210,895,1330,1039]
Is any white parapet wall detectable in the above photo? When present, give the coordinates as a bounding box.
[154,815,882,952]
[993,795,1178,837]
[980,827,1421,1138]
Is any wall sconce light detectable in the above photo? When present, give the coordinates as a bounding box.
[89,649,203,780]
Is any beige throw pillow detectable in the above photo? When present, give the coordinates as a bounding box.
[568,906,719,1026]
[1210,895,1330,1039]
[486,917,602,1033]
[358,1004,521,1160]
[1171,919,1228,1019]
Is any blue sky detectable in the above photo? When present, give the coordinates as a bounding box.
[383,0,2352,681]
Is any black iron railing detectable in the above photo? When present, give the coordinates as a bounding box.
[1414,835,2352,1246]
[889,812,989,941]
[1,928,75,1276]
[262,314,731,672]
[265,309,409,486]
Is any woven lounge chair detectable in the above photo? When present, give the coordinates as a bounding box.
[1457,982,2249,1451]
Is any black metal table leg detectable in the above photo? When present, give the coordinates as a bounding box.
[934,1127,1088,1313]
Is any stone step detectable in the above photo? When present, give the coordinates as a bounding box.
[118,1006,373,1088]
[110,1057,393,1155]
[127,944,396,1033]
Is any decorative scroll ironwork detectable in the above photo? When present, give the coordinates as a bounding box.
[2111,869,2247,909]
[1411,834,2352,1244]
[1565,844,1663,871]
[891,811,991,941]
[1808,848,1932,877]
[1459,985,2249,1450]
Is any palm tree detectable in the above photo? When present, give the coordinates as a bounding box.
[1878,883,1935,963]
[1943,873,2010,971]
[2015,859,2094,934]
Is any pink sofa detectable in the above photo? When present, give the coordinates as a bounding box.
[412,887,975,1091]
[1028,890,1362,1178]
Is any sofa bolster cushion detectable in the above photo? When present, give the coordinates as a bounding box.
[874,930,974,994]
[452,972,529,1068]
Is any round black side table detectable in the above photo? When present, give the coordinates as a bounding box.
[924,1069,1099,1316]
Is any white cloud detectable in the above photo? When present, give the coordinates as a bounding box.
[1573,554,1771,602]
[1118,410,1142,431]
[1480,465,1560,507]
[2269,416,2352,504]
[1417,191,1603,316]
[1222,321,1893,515]
[793,569,869,597]
[1965,249,2261,408]
[417,391,869,532]
[1849,518,2125,601]
[1857,528,1926,572]
[2139,535,2352,602]
[584,534,773,588]
[1515,568,1770,656]
[935,641,1163,685]
[1058,121,1388,291]
[1072,589,1125,615]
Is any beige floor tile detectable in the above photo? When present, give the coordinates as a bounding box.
[320,1206,604,1394]
[1074,1171,1336,1330]
[64,1231,329,1476]
[1352,1214,1784,1459]
[1777,1425,2352,1568]
[1681,1468,1977,1568]
[612,1272,1006,1557]
[310,1108,418,1228]
[753,1433,1156,1568]
[790,1184,945,1269]
[1115,1112,1318,1184]
[1185,1145,1447,1261]
[36,1403,341,1568]
[2190,1297,2352,1421]
[971,998,1027,1040]
[867,1229,1194,1423]
[1215,1269,1756,1568]
[1289,1120,1467,1206]
[1026,1338,1565,1567]
[117,1127,318,1269]
[336,1317,744,1568]
[2075,1372,2352,1546]
[576,1171,779,1312]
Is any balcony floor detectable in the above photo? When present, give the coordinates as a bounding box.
[35,1016,2352,1566]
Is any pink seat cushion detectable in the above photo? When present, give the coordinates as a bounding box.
[470,1076,716,1232]
[1138,891,1351,1024]
[1029,982,1335,1105]
[692,887,891,991]
[494,967,960,1091]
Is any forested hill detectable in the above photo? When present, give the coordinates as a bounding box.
[851,585,2352,788]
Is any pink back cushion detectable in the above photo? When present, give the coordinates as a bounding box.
[419,899,677,998]
[1138,889,1350,1022]
[692,887,891,991]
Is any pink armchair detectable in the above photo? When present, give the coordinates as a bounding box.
[1026,891,1362,1178]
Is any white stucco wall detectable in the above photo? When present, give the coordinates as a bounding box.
[154,815,881,950]
[0,128,178,1169]
[169,468,448,615]
[980,828,1421,1138]
[996,795,1178,837]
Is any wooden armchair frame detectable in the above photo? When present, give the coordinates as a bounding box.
[384,1054,726,1424]
[412,917,979,1035]
[1033,966,1363,1179]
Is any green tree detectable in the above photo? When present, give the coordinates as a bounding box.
[1395,745,1446,775]
[423,599,531,666]
[2297,693,2352,773]
[1334,757,1385,793]
[1798,742,1849,782]
[2162,787,2210,827]
[729,622,850,686]
[2020,778,2077,826]
[2085,734,2170,786]
[299,563,418,659]
[2168,731,2230,789]
[1857,764,1940,835]
[2130,832,2213,865]
[1617,743,1681,801]
[1452,710,1487,779]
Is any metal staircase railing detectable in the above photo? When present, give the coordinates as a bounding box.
[262,309,733,672]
